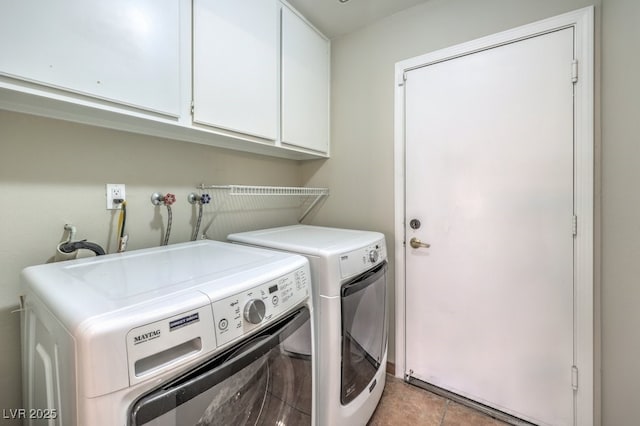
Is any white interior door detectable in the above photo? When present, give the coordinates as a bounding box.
[404,28,575,426]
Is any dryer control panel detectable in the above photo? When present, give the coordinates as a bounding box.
[211,266,310,347]
[339,238,387,280]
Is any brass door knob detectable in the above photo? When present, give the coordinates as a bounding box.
[409,237,430,249]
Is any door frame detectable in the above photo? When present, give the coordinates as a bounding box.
[393,6,595,425]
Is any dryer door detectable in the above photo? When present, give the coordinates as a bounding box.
[340,261,388,405]
[130,307,312,426]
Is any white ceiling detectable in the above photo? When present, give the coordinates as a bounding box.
[286,0,428,39]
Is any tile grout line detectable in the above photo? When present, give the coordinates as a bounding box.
[439,399,450,426]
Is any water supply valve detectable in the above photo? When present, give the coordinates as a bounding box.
[187,192,211,205]
[164,193,176,205]
[151,192,176,206]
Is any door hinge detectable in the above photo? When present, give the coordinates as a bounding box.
[190,100,195,115]
[571,365,579,391]
[572,215,578,237]
[571,59,579,83]
[397,72,407,87]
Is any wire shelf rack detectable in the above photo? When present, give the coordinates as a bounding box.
[198,184,329,198]
[195,185,329,239]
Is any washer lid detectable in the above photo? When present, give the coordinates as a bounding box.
[228,225,385,257]
[21,240,307,330]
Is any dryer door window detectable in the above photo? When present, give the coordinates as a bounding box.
[340,261,388,405]
[130,308,312,426]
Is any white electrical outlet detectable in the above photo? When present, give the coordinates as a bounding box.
[106,184,126,210]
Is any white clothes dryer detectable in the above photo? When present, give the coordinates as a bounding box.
[20,240,314,426]
[228,225,388,426]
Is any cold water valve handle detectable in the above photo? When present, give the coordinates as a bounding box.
[187,192,211,205]
[188,192,210,242]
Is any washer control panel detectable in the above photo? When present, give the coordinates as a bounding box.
[212,266,310,347]
[339,238,387,279]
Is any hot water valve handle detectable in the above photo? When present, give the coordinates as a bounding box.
[163,193,176,205]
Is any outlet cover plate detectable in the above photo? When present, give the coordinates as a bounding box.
[106,183,126,210]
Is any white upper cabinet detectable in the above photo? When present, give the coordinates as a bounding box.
[0,0,181,116]
[193,0,279,141]
[281,6,330,153]
[0,1,329,159]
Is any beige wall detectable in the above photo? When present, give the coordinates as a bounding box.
[601,0,640,423]
[0,110,303,418]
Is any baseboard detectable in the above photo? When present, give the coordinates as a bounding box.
[386,361,395,376]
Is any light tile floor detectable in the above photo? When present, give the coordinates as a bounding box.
[367,375,509,426]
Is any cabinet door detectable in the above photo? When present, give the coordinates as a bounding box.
[193,0,278,140]
[0,0,180,116]
[281,7,330,153]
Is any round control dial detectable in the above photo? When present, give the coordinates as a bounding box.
[369,250,379,263]
[244,299,266,324]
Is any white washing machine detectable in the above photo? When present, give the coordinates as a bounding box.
[228,225,388,426]
[20,240,315,426]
